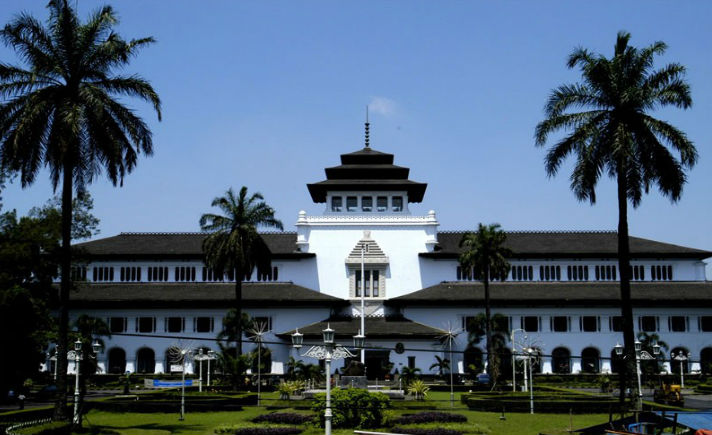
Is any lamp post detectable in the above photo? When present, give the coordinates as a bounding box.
[194,348,206,392]
[524,347,535,414]
[206,350,216,387]
[673,351,688,389]
[615,341,660,411]
[68,339,101,426]
[292,325,363,435]
[510,329,527,392]
[178,348,191,421]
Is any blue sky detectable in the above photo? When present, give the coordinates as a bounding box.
[1,1,711,258]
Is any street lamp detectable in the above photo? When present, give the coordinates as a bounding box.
[614,341,660,411]
[206,350,217,387]
[67,339,100,425]
[292,325,361,435]
[524,347,535,414]
[673,351,688,388]
[510,329,527,392]
[193,348,207,393]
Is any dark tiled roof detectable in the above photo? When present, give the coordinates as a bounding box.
[421,231,712,259]
[308,147,427,203]
[74,232,313,259]
[68,282,346,308]
[387,281,712,307]
[277,316,446,339]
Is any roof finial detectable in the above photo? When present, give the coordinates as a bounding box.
[364,105,370,148]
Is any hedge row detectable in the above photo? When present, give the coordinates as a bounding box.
[88,395,255,413]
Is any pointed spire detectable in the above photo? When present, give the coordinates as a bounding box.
[364,105,370,148]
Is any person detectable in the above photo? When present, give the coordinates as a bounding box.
[17,394,25,410]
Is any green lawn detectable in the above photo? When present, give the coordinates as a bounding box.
[73,391,610,435]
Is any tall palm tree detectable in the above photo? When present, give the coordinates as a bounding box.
[459,223,511,379]
[200,187,283,355]
[535,31,696,405]
[0,1,160,419]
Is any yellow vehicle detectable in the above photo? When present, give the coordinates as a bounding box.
[653,382,684,407]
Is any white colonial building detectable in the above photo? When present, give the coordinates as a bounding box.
[59,139,712,379]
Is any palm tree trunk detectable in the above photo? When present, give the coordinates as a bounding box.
[234,266,243,356]
[617,167,636,407]
[484,267,493,379]
[54,162,72,420]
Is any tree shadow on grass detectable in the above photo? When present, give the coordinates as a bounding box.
[82,422,203,435]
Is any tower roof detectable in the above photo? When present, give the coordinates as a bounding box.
[307,146,427,203]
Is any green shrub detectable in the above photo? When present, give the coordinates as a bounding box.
[311,389,390,429]
[215,424,303,435]
[407,380,430,400]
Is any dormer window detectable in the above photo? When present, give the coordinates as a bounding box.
[362,196,373,212]
[346,196,358,212]
[377,196,387,212]
[392,196,403,212]
[331,196,343,212]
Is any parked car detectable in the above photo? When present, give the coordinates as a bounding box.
[476,373,491,385]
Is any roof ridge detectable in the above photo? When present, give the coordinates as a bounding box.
[438,230,617,234]
[117,231,297,236]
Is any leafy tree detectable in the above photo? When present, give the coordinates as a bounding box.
[535,31,696,405]
[459,224,511,379]
[200,187,283,355]
[30,192,100,241]
[466,312,510,386]
[0,0,160,419]
[399,366,422,386]
[286,356,305,381]
[429,355,450,378]
[72,315,110,423]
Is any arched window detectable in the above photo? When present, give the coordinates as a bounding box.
[552,347,571,374]
[137,348,156,374]
[581,347,600,373]
[463,346,484,375]
[108,348,126,374]
[700,348,712,374]
[610,349,624,374]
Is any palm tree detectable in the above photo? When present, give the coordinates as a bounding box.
[200,187,283,355]
[429,355,450,378]
[459,223,511,379]
[0,1,160,419]
[535,31,696,405]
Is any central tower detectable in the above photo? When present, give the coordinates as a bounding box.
[296,129,439,301]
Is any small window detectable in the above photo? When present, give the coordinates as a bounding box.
[669,316,687,332]
[252,316,272,332]
[639,316,658,332]
[610,316,623,332]
[392,196,403,212]
[551,316,569,332]
[331,196,343,212]
[362,196,373,212]
[581,316,599,332]
[407,356,416,369]
[522,316,539,332]
[462,316,476,333]
[377,196,388,212]
[346,196,358,212]
[700,316,712,332]
[137,317,155,333]
[195,317,213,333]
[166,317,184,333]
[110,317,126,333]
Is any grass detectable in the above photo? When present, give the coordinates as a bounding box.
[71,391,611,435]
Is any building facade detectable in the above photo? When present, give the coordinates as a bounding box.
[61,143,712,379]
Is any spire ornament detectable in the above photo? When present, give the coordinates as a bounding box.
[365,106,370,148]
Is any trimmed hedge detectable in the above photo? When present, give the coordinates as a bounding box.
[392,428,463,435]
[462,390,620,414]
[89,393,256,413]
[215,427,303,435]
[390,413,467,425]
[252,413,314,425]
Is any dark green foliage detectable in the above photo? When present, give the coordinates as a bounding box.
[392,428,463,435]
[459,224,511,383]
[535,31,697,405]
[311,389,390,429]
[462,390,620,413]
[390,412,468,425]
[29,193,99,241]
[200,187,283,355]
[215,428,302,435]
[252,413,313,425]
[0,0,160,419]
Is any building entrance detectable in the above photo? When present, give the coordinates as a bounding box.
[365,350,391,380]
